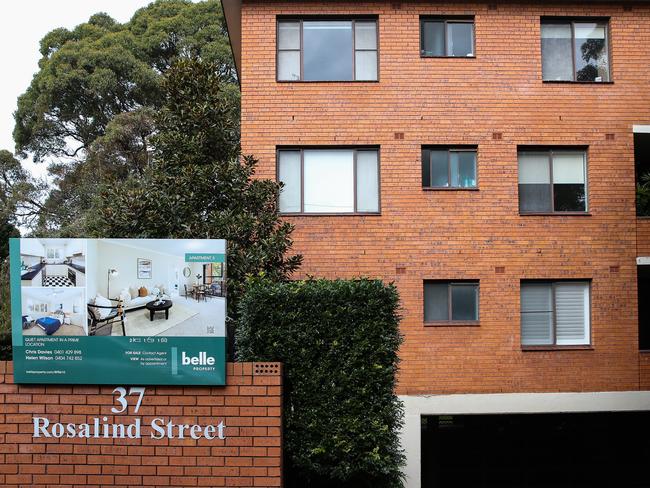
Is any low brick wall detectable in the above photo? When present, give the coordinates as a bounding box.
[0,361,282,487]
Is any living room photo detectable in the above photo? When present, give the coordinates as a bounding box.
[85,239,226,338]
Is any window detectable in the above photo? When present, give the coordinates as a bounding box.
[46,248,61,259]
[422,147,477,188]
[518,149,587,213]
[424,281,479,323]
[421,17,475,57]
[277,19,378,81]
[541,20,610,82]
[202,263,223,285]
[520,281,590,346]
[278,148,379,214]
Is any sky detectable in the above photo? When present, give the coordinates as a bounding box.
[0,0,155,179]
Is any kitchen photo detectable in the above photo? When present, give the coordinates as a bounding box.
[19,238,86,287]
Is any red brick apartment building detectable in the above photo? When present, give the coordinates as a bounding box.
[222,1,650,486]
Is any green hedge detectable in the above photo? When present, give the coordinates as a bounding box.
[236,278,404,488]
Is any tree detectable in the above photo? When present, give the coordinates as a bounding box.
[12,0,238,234]
[0,150,49,230]
[88,58,301,332]
[0,221,19,261]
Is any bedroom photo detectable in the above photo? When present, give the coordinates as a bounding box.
[85,239,226,338]
[21,287,87,336]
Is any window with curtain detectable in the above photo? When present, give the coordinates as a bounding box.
[424,281,479,323]
[278,148,380,214]
[420,17,475,57]
[518,149,587,213]
[520,281,590,346]
[541,20,610,82]
[422,147,477,188]
[277,19,378,81]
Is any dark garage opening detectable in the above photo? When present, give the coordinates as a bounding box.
[636,132,650,216]
[640,266,650,350]
[421,412,650,488]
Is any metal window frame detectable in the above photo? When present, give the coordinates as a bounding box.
[541,18,611,83]
[518,148,589,214]
[422,146,478,189]
[420,16,476,58]
[276,146,381,216]
[276,17,379,82]
[520,280,592,346]
[424,280,480,324]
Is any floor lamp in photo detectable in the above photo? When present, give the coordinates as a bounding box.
[107,268,119,299]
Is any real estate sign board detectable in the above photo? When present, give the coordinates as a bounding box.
[9,238,227,385]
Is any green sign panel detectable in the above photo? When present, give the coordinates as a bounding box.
[10,238,227,385]
[185,253,225,263]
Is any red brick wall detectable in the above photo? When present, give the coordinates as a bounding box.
[638,218,650,257]
[0,361,282,488]
[240,1,648,395]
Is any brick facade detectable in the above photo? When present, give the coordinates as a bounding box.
[239,1,650,395]
[0,362,282,488]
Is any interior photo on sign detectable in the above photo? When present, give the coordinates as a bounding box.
[21,287,87,337]
[85,239,226,338]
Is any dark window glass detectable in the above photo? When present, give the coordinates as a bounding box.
[303,21,353,81]
[430,150,449,187]
[451,151,477,188]
[424,281,479,322]
[518,150,587,213]
[554,184,586,211]
[278,19,378,81]
[541,20,610,82]
[424,283,448,321]
[422,21,445,56]
[519,184,553,213]
[421,18,474,57]
[451,285,478,320]
[423,148,477,188]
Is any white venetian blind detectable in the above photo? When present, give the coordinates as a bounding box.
[555,282,590,345]
[520,284,553,345]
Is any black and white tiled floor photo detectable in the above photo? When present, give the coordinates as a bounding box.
[42,276,74,287]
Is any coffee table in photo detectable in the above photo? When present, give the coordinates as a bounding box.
[145,300,173,321]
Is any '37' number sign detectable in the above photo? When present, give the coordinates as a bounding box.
[111,387,146,414]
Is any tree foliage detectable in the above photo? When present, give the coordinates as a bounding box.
[0,150,48,229]
[237,278,405,488]
[88,58,300,325]
[12,0,238,235]
[638,171,650,217]
[0,258,11,358]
